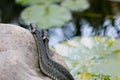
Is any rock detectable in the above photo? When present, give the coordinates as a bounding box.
[0,23,68,80]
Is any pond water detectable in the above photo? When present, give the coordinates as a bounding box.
[49,0,120,45]
[1,0,120,45]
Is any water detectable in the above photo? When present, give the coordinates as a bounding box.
[1,0,120,45]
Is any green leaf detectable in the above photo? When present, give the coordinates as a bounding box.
[61,0,90,11]
[21,5,71,29]
[53,36,120,80]
[16,0,60,5]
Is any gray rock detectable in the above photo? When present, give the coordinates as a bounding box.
[0,24,68,80]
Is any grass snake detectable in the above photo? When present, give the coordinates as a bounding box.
[29,24,74,80]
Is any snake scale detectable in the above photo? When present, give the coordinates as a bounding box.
[29,24,74,80]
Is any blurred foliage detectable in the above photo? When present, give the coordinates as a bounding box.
[21,5,71,29]
[17,0,89,29]
[1,0,120,39]
[71,0,114,36]
[1,0,15,22]
[53,36,120,80]
[79,72,111,80]
[16,0,61,5]
[61,0,89,11]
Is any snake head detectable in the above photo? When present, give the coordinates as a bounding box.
[29,23,37,34]
[42,29,49,40]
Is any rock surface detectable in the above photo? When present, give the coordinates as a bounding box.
[0,23,68,80]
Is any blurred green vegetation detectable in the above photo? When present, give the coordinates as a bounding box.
[53,36,120,80]
[1,0,120,42]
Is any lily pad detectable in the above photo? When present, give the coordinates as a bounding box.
[53,36,120,80]
[61,0,90,11]
[21,5,71,29]
[16,0,60,5]
[109,0,120,2]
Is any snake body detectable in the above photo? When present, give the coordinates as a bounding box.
[30,24,74,80]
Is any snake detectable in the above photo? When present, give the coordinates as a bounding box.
[29,24,74,80]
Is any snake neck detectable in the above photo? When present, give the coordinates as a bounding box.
[34,29,69,80]
[33,29,74,80]
[44,38,74,80]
